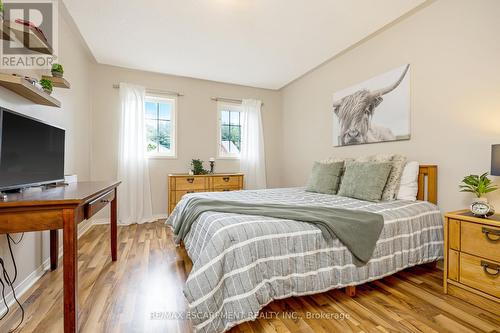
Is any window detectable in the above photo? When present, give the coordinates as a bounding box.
[218,102,242,158]
[145,95,176,157]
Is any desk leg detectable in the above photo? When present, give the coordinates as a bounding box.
[111,188,117,261]
[63,209,78,333]
[50,230,59,271]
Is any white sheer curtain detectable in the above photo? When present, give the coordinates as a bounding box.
[240,99,267,189]
[117,83,153,225]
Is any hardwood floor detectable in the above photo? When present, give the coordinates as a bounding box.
[0,221,499,333]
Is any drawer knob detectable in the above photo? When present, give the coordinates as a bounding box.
[100,199,110,204]
[481,260,500,277]
[223,177,230,182]
[187,178,195,183]
[482,227,500,242]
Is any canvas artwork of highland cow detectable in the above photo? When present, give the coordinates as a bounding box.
[332,64,411,147]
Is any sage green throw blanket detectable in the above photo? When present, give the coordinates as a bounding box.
[170,197,384,264]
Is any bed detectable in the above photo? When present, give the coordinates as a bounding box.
[168,165,443,333]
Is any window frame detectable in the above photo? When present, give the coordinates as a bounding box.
[217,101,242,159]
[145,94,177,159]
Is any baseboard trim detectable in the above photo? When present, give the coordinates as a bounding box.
[0,256,49,317]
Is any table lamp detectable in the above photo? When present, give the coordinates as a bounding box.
[492,144,500,176]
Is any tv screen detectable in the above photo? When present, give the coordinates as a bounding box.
[0,109,65,191]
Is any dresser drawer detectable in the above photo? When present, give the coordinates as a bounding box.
[212,175,242,189]
[85,190,115,219]
[168,173,244,215]
[461,221,500,262]
[173,190,202,203]
[213,186,240,193]
[460,253,500,298]
[173,176,208,191]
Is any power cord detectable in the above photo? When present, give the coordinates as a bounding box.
[0,234,25,332]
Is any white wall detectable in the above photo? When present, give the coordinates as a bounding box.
[0,9,93,305]
[90,64,283,217]
[280,0,500,213]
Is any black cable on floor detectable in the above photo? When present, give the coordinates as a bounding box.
[7,234,23,245]
[6,236,19,282]
[0,234,25,332]
[0,271,9,321]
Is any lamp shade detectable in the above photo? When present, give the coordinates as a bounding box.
[492,144,500,176]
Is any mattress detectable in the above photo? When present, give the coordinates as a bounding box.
[168,187,443,333]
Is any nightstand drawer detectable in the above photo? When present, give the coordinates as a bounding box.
[460,253,500,298]
[173,176,208,191]
[212,175,242,189]
[461,221,500,262]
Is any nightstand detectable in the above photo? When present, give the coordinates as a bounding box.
[444,210,500,315]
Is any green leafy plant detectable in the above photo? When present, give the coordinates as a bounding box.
[147,143,157,152]
[39,78,53,93]
[459,172,498,198]
[191,159,209,175]
[51,63,64,74]
[0,1,4,14]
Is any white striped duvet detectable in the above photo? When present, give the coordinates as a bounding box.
[168,187,443,333]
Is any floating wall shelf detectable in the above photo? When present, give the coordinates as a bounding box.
[0,73,61,107]
[42,75,70,89]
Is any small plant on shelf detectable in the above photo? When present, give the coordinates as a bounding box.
[191,159,209,175]
[459,172,498,199]
[39,78,53,94]
[51,63,64,78]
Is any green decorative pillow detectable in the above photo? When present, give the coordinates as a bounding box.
[338,161,393,201]
[306,161,344,194]
[381,154,407,201]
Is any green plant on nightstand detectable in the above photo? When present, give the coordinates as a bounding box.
[51,63,64,78]
[460,172,497,217]
[39,78,53,94]
[460,173,498,198]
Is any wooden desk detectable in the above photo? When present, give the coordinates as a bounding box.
[0,181,121,333]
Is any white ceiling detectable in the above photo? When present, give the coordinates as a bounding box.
[63,0,424,89]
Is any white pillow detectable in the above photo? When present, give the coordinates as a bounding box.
[397,161,420,201]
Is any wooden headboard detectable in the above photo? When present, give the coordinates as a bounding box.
[417,165,437,204]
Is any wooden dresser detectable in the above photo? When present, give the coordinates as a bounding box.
[444,210,500,315]
[168,173,244,214]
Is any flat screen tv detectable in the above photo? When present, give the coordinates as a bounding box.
[0,108,65,191]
